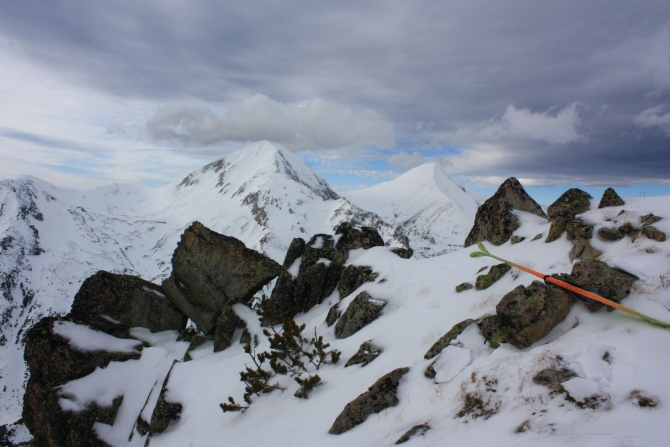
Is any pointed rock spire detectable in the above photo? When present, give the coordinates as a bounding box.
[598,187,625,208]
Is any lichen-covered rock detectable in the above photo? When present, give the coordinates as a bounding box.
[335,292,386,339]
[510,235,525,244]
[345,340,383,367]
[283,237,306,268]
[328,367,409,435]
[325,303,341,327]
[475,263,511,290]
[496,281,573,348]
[597,227,625,241]
[568,238,602,262]
[568,260,638,312]
[566,219,593,241]
[23,317,141,447]
[545,216,568,243]
[598,188,625,208]
[547,188,592,219]
[333,222,385,264]
[69,270,187,336]
[464,178,546,247]
[641,213,662,227]
[642,226,666,242]
[162,222,282,334]
[338,265,378,299]
[395,423,430,444]
[533,367,577,390]
[475,315,516,349]
[424,319,474,359]
[391,247,414,259]
[136,361,181,437]
[455,282,473,293]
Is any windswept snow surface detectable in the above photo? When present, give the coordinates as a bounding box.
[0,141,405,424]
[144,197,670,447]
[345,164,480,257]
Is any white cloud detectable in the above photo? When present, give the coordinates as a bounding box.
[147,94,394,150]
[387,151,425,170]
[479,103,583,145]
[633,106,670,135]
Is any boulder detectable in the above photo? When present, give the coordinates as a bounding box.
[329,367,409,435]
[162,222,282,334]
[333,222,385,263]
[567,260,638,312]
[345,340,383,367]
[510,235,525,244]
[325,303,341,327]
[213,305,242,352]
[335,292,386,339]
[545,189,592,242]
[597,227,625,241]
[642,226,666,242]
[533,367,578,390]
[424,319,474,359]
[283,237,306,268]
[565,219,593,241]
[338,265,378,299]
[23,318,141,447]
[641,214,662,227]
[496,281,573,348]
[598,188,625,208]
[568,238,602,262]
[464,177,546,247]
[391,247,414,259]
[69,270,187,336]
[475,263,511,290]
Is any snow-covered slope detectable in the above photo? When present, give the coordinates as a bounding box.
[0,141,406,424]
[345,163,480,257]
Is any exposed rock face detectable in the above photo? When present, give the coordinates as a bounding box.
[598,188,625,208]
[395,423,430,444]
[162,222,282,334]
[23,318,141,447]
[464,177,546,247]
[424,319,474,359]
[338,265,378,299]
[545,189,592,243]
[69,270,187,336]
[335,292,386,339]
[475,263,511,290]
[476,315,516,349]
[496,281,573,347]
[566,260,638,312]
[268,224,385,321]
[325,303,341,327]
[345,340,383,367]
[329,367,409,435]
[213,305,242,352]
[136,362,181,436]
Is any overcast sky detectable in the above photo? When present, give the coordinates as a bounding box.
[1,1,669,202]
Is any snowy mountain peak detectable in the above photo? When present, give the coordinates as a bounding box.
[345,163,479,257]
[179,141,338,201]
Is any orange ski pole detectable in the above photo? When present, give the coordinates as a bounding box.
[470,241,670,330]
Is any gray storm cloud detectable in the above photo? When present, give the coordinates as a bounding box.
[147,95,394,150]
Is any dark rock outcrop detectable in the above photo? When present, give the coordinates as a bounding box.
[598,188,625,209]
[333,222,385,263]
[464,178,546,247]
[326,303,341,327]
[475,263,511,290]
[424,319,474,359]
[475,315,517,349]
[136,361,181,436]
[496,281,573,347]
[533,367,577,390]
[329,367,409,435]
[335,292,386,339]
[566,260,637,312]
[597,227,625,241]
[642,226,666,242]
[455,282,473,293]
[510,235,525,244]
[23,318,141,447]
[338,265,378,299]
[641,214,662,227]
[568,238,602,262]
[162,222,282,334]
[545,189,592,243]
[345,340,383,367]
[391,247,414,259]
[69,270,187,337]
[395,423,430,444]
[213,305,242,352]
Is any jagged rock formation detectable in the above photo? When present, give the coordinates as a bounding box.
[545,188,592,243]
[335,292,386,339]
[345,340,383,367]
[598,188,625,209]
[329,367,409,434]
[162,221,282,341]
[464,177,546,247]
[268,223,384,321]
[561,260,638,312]
[69,271,187,337]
